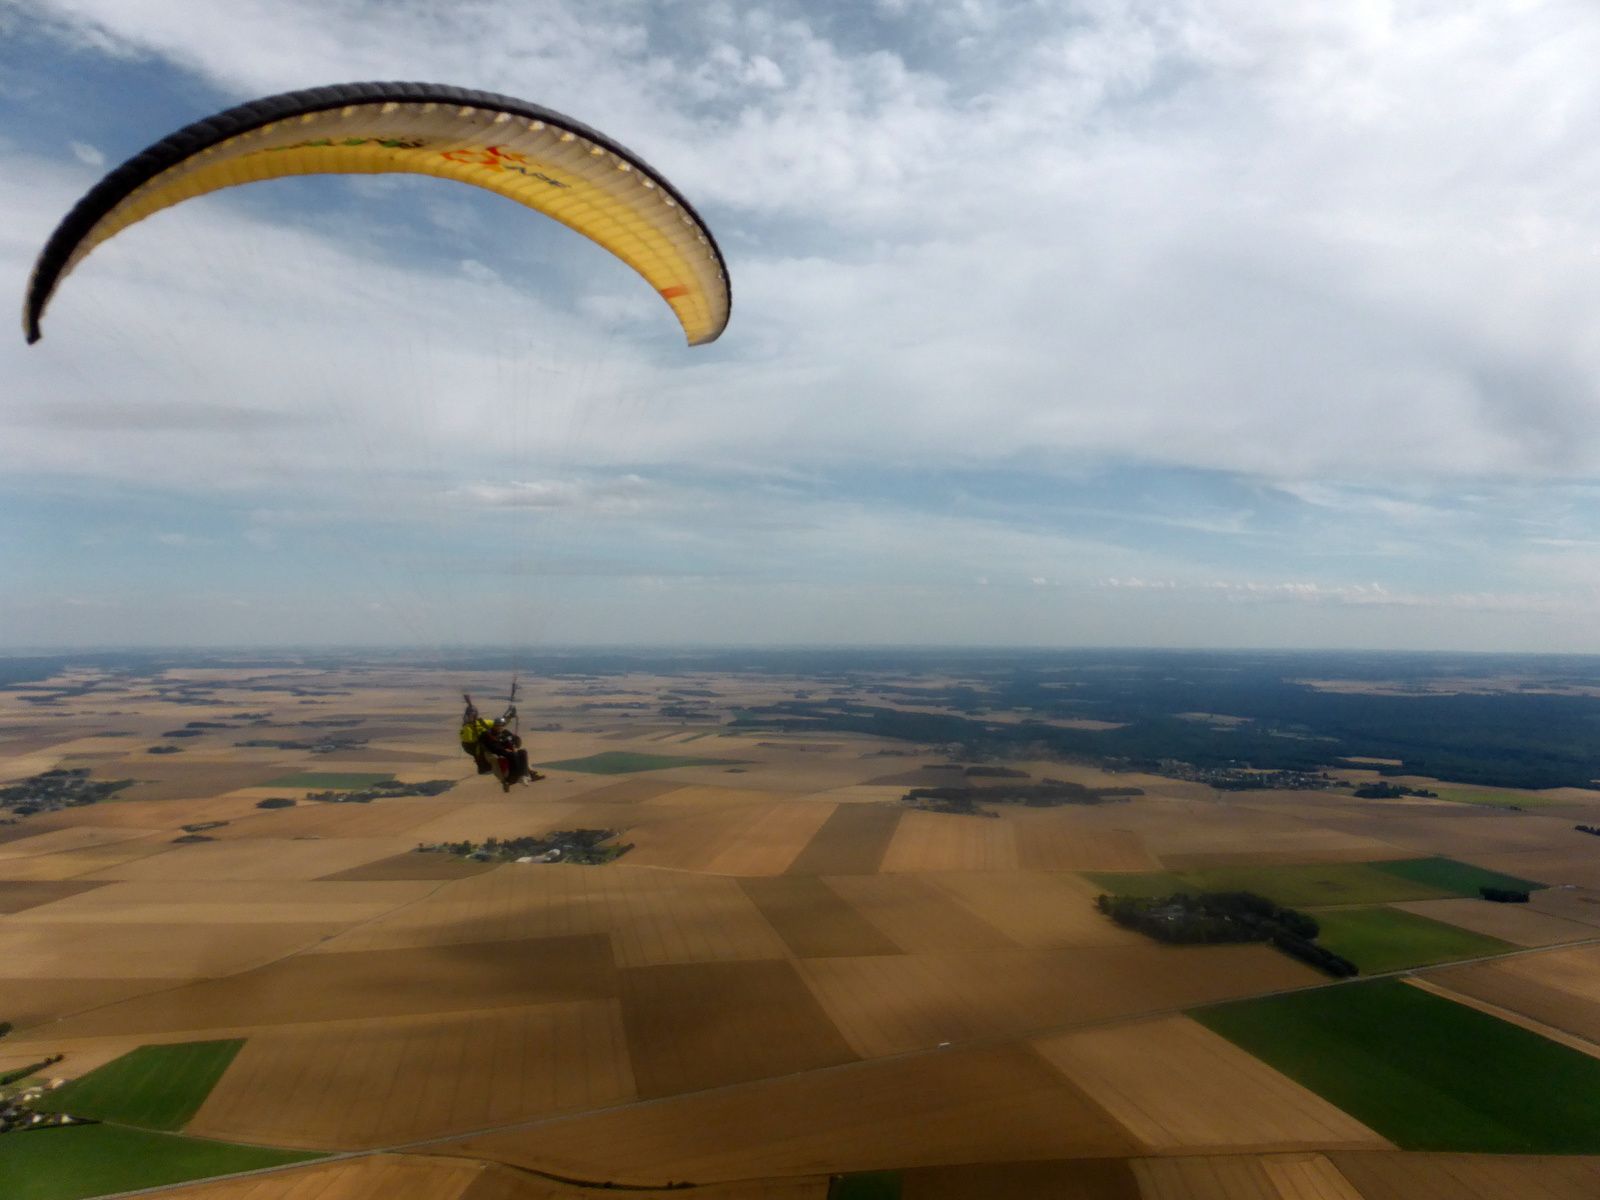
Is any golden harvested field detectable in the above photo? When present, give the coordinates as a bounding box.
[700,803,838,875]
[79,836,414,881]
[0,837,171,881]
[321,851,498,881]
[141,1157,828,1200]
[11,878,436,924]
[0,878,103,912]
[38,792,272,830]
[216,798,453,840]
[109,762,304,802]
[1132,1152,1365,1200]
[0,919,345,979]
[403,800,589,845]
[924,871,1140,947]
[45,934,617,1038]
[317,864,791,966]
[619,803,784,873]
[137,1155,494,1200]
[1431,945,1600,1045]
[436,1042,1140,1183]
[0,975,195,1030]
[12,662,1600,1198]
[189,1001,636,1149]
[1010,813,1159,872]
[797,945,1318,1059]
[899,1159,1141,1200]
[1031,1017,1387,1152]
[0,824,157,860]
[618,959,857,1097]
[818,874,1015,952]
[739,876,903,957]
[1390,897,1599,947]
[784,803,903,875]
[1328,1151,1600,1200]
[879,809,1019,872]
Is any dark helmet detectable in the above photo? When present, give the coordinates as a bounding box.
[492,717,508,728]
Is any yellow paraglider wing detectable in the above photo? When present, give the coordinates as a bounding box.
[24,82,730,345]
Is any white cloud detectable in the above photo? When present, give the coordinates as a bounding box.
[68,139,104,165]
[10,1,1600,647]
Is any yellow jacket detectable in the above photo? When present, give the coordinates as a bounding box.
[459,717,494,752]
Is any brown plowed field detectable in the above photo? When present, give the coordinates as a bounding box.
[434,1042,1138,1184]
[1133,1153,1364,1200]
[924,871,1140,947]
[1431,945,1600,1044]
[618,959,857,1097]
[217,799,451,840]
[784,804,902,875]
[111,762,301,802]
[45,934,617,1038]
[1032,1017,1387,1152]
[11,879,436,924]
[402,801,588,846]
[0,879,104,913]
[701,803,839,875]
[819,875,1016,952]
[899,1159,1140,1200]
[1391,898,1598,947]
[640,787,784,808]
[879,810,1019,872]
[572,778,686,803]
[45,793,268,830]
[1329,1151,1600,1200]
[189,1001,636,1149]
[317,865,790,967]
[0,919,345,979]
[0,837,171,881]
[320,851,499,882]
[0,976,195,1030]
[0,825,157,860]
[137,1154,492,1200]
[620,804,784,873]
[739,877,903,957]
[797,946,1320,1059]
[80,836,414,881]
[1011,815,1157,872]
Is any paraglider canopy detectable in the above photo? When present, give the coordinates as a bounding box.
[23,81,731,345]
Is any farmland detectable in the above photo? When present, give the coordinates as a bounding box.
[0,1125,319,1200]
[1310,907,1514,974]
[1194,979,1600,1152]
[36,1039,242,1129]
[4,652,1600,1199]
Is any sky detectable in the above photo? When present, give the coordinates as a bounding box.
[4,1,1600,651]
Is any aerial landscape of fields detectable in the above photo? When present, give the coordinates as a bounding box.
[2,649,1600,1199]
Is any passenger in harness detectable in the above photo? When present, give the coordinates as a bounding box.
[459,695,542,791]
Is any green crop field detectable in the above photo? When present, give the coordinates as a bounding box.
[0,1124,319,1200]
[262,771,393,789]
[1312,907,1515,974]
[534,750,745,775]
[1174,862,1455,906]
[1194,979,1600,1152]
[36,1039,243,1130]
[1373,856,1544,895]
[828,1171,902,1200]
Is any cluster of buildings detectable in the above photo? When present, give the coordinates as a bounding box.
[0,1076,78,1135]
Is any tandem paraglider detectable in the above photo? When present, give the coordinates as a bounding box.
[23,80,731,345]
